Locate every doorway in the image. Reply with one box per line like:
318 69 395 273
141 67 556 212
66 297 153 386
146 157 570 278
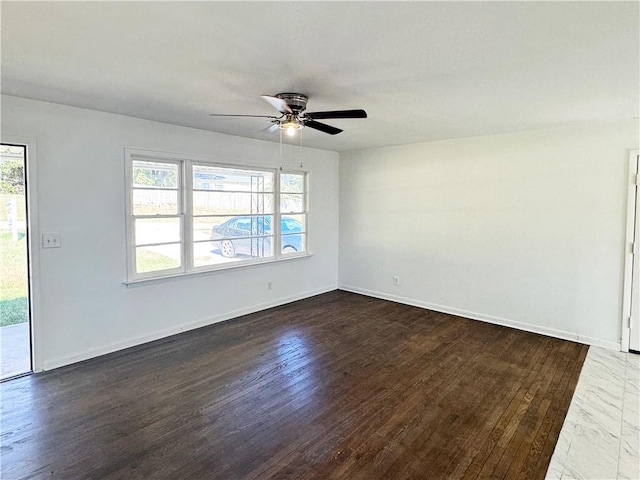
624 151 640 353
0 143 32 379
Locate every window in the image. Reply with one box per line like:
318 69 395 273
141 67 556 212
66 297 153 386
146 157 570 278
192 164 275 268
126 150 308 281
279 173 307 256
130 159 183 276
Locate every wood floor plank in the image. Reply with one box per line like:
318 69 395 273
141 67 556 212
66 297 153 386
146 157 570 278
0 291 588 480
461 336 554 478
505 340 572 479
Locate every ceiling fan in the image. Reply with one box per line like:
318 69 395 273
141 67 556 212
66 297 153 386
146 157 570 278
210 93 367 136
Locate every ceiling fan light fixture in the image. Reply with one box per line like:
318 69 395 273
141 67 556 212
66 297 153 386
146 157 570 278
279 116 304 136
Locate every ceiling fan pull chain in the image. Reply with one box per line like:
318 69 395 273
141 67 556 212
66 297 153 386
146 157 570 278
299 129 304 169
279 126 284 168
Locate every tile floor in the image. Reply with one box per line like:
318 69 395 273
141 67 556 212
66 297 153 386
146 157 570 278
0 322 30 380
547 347 640 480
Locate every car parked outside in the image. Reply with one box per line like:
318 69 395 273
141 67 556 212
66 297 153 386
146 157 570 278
211 215 304 258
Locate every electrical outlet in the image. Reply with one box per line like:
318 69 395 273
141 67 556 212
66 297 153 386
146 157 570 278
267 281 273 290
42 232 61 249
392 276 400 286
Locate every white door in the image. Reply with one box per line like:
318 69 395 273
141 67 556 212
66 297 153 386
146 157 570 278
630 153 640 352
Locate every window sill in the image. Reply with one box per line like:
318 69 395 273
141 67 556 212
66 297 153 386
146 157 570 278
123 252 313 288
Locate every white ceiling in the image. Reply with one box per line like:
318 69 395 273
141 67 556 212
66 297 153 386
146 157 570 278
1 1 638 152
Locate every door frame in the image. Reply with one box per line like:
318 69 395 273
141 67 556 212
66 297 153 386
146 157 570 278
1 135 42 372
622 150 639 353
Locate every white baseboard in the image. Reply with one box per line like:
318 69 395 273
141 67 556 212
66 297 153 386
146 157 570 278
42 285 337 371
339 285 621 351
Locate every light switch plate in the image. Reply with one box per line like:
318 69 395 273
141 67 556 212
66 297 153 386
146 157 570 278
42 232 61 248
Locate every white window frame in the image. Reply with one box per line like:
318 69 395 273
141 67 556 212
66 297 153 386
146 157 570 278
279 169 309 258
125 151 185 281
125 148 309 283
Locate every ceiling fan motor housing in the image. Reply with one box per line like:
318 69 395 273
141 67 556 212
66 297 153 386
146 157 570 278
276 93 308 113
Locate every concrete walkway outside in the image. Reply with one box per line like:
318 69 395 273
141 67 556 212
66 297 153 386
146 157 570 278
0 322 31 380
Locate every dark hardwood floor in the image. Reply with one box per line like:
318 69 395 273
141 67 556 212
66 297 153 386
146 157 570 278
0 291 588 480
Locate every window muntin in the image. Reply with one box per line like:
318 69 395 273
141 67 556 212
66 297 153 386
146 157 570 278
127 153 307 281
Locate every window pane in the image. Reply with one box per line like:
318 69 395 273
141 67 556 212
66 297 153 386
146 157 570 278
133 189 178 215
195 235 274 267
281 193 304 213
281 233 306 255
133 161 178 189
136 244 181 273
193 191 273 216
193 216 236 242
210 215 274 239
281 214 305 254
281 214 306 233
281 173 304 193
193 241 245 268
135 218 181 246
193 165 273 192
193 216 255 242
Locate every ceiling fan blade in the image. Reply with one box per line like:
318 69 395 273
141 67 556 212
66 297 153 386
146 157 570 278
305 109 367 120
210 113 278 118
261 95 293 114
304 120 343 135
260 123 280 134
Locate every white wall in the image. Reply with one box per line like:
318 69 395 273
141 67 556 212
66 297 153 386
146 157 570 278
339 120 639 349
1 95 339 370
3 93 636 370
